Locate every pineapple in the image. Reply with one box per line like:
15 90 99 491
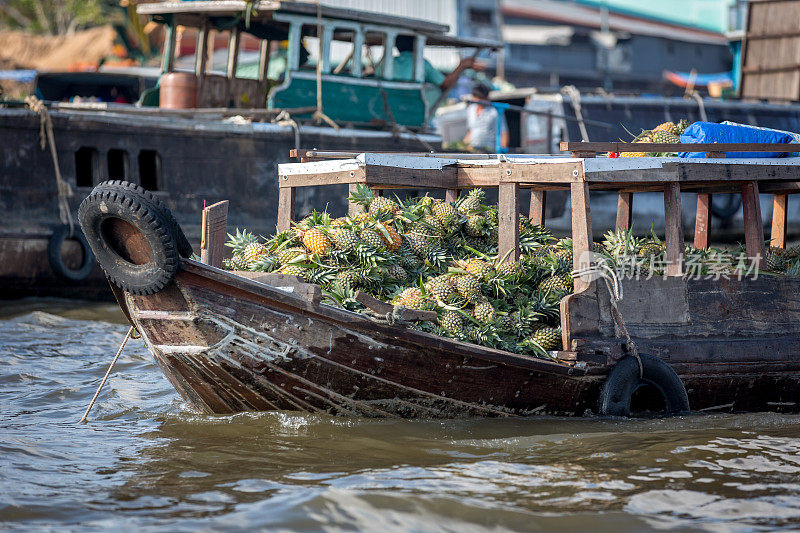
458 188 485 214
332 228 359 252
243 241 267 266
538 273 573 295
464 258 494 281
405 232 432 257
530 326 561 351
301 228 332 255
334 270 358 291
456 274 482 303
654 121 676 133
393 287 422 306
427 275 456 301
495 260 519 278
229 253 248 271
638 241 664 258
359 228 385 249
465 214 487 237
652 130 680 144
422 216 446 238
278 264 309 280
330 217 349 229
472 300 495 323
387 264 408 282
432 201 459 228
439 310 464 334
620 151 648 158
276 247 305 265
377 224 402 251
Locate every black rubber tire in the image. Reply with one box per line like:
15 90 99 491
710 193 741 220
92 180 193 258
78 185 180 295
47 224 95 282
597 354 690 417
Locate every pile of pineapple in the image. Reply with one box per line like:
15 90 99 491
616 119 691 158
225 186 572 358
223 185 800 359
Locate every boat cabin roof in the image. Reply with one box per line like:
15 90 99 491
137 1 500 49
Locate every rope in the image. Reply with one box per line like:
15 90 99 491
25 95 74 236
689 91 708 123
274 110 301 155
79 326 135 424
562 85 590 142
312 1 339 130
572 257 643 377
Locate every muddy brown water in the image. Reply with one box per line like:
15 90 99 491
2 298 800 531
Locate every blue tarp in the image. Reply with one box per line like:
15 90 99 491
679 121 795 158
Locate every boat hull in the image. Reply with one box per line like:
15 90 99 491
120 261 602 417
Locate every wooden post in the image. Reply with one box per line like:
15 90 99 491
200 200 228 267
741 180 766 268
570 182 592 292
664 182 684 276
348 183 365 216
277 187 295 232
445 189 458 204
258 39 270 82
771 194 788 249
694 193 712 250
226 26 241 79
615 192 632 231
195 19 210 103
529 190 546 226
498 182 520 263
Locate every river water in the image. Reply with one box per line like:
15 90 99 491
2 299 800 531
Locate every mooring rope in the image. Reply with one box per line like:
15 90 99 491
24 95 74 236
312 1 339 130
79 326 135 424
562 85 590 142
572 258 643 377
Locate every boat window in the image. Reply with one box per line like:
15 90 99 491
233 32 262 80
74 147 98 188
362 31 387 78
299 24 321 72
107 149 128 180
330 27 359 76
139 150 161 191
207 30 231 75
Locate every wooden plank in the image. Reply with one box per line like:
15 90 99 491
348 183 365 216
200 200 228 268
560 141 800 154
498 181 520 263
570 181 592 292
771 194 788 249
280 168 366 188
445 189 458 203
741 180 766 267
615 192 632 231
529 190 546 226
693 193 711 250
233 272 321 305
664 182 684 276
354 291 438 322
276 187 295 232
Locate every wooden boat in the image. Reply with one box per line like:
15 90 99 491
1 0 497 299
81 142 800 417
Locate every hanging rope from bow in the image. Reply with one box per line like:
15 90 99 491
25 95 74 236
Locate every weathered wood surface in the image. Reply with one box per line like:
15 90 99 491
232 271 322 305
741 180 766 267
498 181 520 263
771 193 788 249
276 187 295 232
565 277 800 344
615 192 632 231
354 291 438 322
200 200 228 268
570 182 592 292
529 190 546 226
663 182 684 276
694 193 711 250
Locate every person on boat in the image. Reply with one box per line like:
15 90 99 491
463 83 509 153
378 35 476 105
